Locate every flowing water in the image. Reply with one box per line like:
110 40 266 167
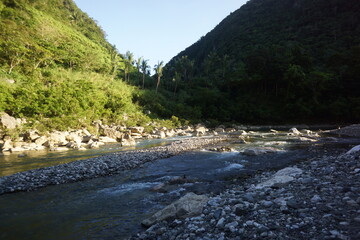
0 131 359 240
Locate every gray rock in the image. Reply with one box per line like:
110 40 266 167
216 217 226 228
142 193 208 227
311 195 322 203
0 112 17 129
213 209 222 220
286 199 300 209
255 167 303 189
242 147 279 156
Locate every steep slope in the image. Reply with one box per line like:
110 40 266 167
0 0 151 130
164 0 360 123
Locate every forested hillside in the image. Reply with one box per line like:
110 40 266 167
0 0 161 130
161 0 360 124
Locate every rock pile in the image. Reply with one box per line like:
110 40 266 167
131 145 360 240
0 120 208 154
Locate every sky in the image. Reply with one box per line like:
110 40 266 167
74 0 248 69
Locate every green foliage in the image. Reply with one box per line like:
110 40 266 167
161 0 360 123
0 0 163 130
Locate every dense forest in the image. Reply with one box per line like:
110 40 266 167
155 0 360 124
1 0 359 130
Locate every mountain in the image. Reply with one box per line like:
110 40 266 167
163 0 360 124
0 0 153 130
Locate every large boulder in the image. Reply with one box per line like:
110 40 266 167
24 130 40 141
242 147 279 156
121 133 136 146
35 136 48 146
255 167 303 189
344 145 360 158
142 192 208 227
0 113 17 129
288 127 301 136
1 140 13 152
48 131 68 146
66 132 82 145
129 126 144 134
195 126 207 136
100 127 123 140
155 130 166 139
165 129 176 137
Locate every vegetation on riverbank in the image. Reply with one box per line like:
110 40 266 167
0 0 184 132
1 0 359 133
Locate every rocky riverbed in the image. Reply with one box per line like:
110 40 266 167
130 142 360 240
0 136 229 194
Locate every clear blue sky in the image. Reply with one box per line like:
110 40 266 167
74 0 248 69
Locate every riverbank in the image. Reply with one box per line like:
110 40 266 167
0 136 229 195
130 141 360 240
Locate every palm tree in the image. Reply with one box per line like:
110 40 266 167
154 61 164 93
136 57 142 86
109 44 120 79
124 51 134 82
141 59 149 89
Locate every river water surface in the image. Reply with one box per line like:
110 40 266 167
0 131 358 240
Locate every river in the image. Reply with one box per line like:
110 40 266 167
0 131 358 239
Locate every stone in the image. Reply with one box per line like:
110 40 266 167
311 195 322 203
288 127 301 135
165 129 176 137
48 131 68 146
216 217 226 228
82 128 91 136
10 147 28 152
0 113 17 129
286 199 300 209
255 167 303 189
156 131 166 139
130 127 145 134
25 130 40 141
242 147 279 156
215 128 225 133
82 135 92 143
345 145 360 156
1 140 13 151
100 127 123 140
49 147 70 151
234 204 249 216
213 209 222 220
195 126 206 136
121 137 136 146
66 142 82 149
66 132 82 145
89 141 102 149
98 136 117 143
34 136 48 146
141 193 208 227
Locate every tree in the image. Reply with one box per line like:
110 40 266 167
109 44 121 79
154 61 164 93
141 59 150 89
136 57 142 86
124 51 134 82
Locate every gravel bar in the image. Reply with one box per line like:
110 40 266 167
131 145 360 240
0 136 229 195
